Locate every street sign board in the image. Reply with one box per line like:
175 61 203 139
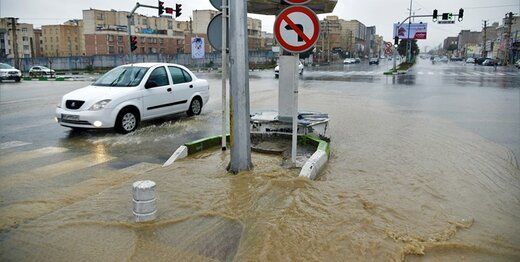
274 6 320 53
191 37 205 59
393 23 428 40
207 14 229 51
283 0 312 4
438 20 455 24
209 0 223 11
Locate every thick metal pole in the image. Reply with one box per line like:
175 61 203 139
228 0 252 173
406 0 413 63
291 53 299 164
221 0 228 150
127 16 133 63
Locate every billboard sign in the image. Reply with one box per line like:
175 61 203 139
393 23 428 40
191 37 205 59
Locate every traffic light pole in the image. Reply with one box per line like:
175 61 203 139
127 2 161 63
221 0 228 151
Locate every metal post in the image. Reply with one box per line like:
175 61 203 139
228 0 252 173
393 45 397 71
221 0 228 151
10 18 20 69
406 0 413 63
291 53 299 164
127 15 133 63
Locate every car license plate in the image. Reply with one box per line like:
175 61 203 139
61 114 79 121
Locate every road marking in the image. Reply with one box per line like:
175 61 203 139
0 162 160 231
417 72 424 75
505 72 519 76
0 141 31 150
427 72 434 75
0 154 116 189
0 147 69 167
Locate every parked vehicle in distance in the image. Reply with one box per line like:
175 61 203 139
465 58 475 64
56 63 210 134
475 57 487 65
482 59 497 66
0 63 22 82
440 56 449 63
29 66 55 77
515 59 520 69
369 58 379 65
274 61 304 78
343 58 356 64
450 56 463 61
355 58 361 63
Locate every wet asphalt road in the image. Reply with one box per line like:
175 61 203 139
0 59 519 166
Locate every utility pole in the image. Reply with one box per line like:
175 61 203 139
505 12 513 65
10 17 20 69
406 0 413 63
228 0 252 173
482 20 487 58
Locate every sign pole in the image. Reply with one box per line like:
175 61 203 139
228 0 252 173
221 0 228 151
291 53 299 164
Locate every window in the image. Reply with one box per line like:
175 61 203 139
168 66 191 84
118 46 123 53
141 47 145 53
93 66 149 87
159 38 164 44
168 21 173 29
117 36 123 43
107 35 114 42
22 36 28 42
108 46 115 54
140 37 145 43
147 67 169 87
22 28 27 33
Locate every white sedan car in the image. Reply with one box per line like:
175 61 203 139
29 66 55 77
56 63 210 133
274 61 304 78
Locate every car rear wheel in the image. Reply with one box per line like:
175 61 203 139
115 108 139 134
187 98 202 116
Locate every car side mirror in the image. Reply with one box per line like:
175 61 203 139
145 80 158 89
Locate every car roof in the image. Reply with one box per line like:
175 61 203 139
122 63 187 68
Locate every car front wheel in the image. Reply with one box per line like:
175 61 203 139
187 98 202 116
115 109 139 134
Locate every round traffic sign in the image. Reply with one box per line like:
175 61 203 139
283 0 312 4
274 5 320 53
209 0 223 11
207 13 229 51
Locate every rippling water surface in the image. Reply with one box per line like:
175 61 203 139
1 61 519 261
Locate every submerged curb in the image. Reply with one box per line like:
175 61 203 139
163 134 330 180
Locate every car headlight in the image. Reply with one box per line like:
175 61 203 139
89 99 111 111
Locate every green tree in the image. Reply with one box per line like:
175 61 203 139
397 39 419 58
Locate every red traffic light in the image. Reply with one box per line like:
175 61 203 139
130 36 138 52
433 9 438 21
165 7 174 14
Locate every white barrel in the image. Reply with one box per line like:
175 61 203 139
133 199 156 214
133 210 157 223
133 180 156 201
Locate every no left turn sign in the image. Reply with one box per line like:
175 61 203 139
274 5 320 53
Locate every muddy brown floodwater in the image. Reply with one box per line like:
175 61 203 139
1 73 519 261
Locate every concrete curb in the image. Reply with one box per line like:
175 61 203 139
163 145 188 167
164 134 330 180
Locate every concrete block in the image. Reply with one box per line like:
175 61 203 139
133 199 156 214
299 149 328 180
132 180 156 201
133 210 157 223
163 145 188 167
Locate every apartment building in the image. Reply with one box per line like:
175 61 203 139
41 21 83 57
82 8 184 56
340 19 367 56
316 16 354 59
0 18 35 59
33 29 42 57
248 17 263 50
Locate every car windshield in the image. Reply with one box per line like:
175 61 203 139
93 66 149 87
0 63 14 69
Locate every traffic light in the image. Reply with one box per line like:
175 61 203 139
433 9 438 22
442 13 449 20
130 36 138 52
175 4 182 18
394 36 399 47
458 8 464 21
158 1 165 16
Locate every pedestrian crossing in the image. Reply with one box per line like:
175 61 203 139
0 141 162 231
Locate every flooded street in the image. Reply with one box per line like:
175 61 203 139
1 59 519 261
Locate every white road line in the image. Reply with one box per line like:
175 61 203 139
506 72 519 76
0 141 32 150
427 72 434 75
0 154 116 189
0 147 69 167
417 72 424 75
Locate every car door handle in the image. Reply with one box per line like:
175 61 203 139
167 88 172 92
189 85 193 88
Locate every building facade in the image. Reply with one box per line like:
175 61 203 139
82 8 184 56
41 23 83 57
0 18 35 59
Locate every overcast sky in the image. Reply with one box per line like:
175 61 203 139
1 0 518 49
